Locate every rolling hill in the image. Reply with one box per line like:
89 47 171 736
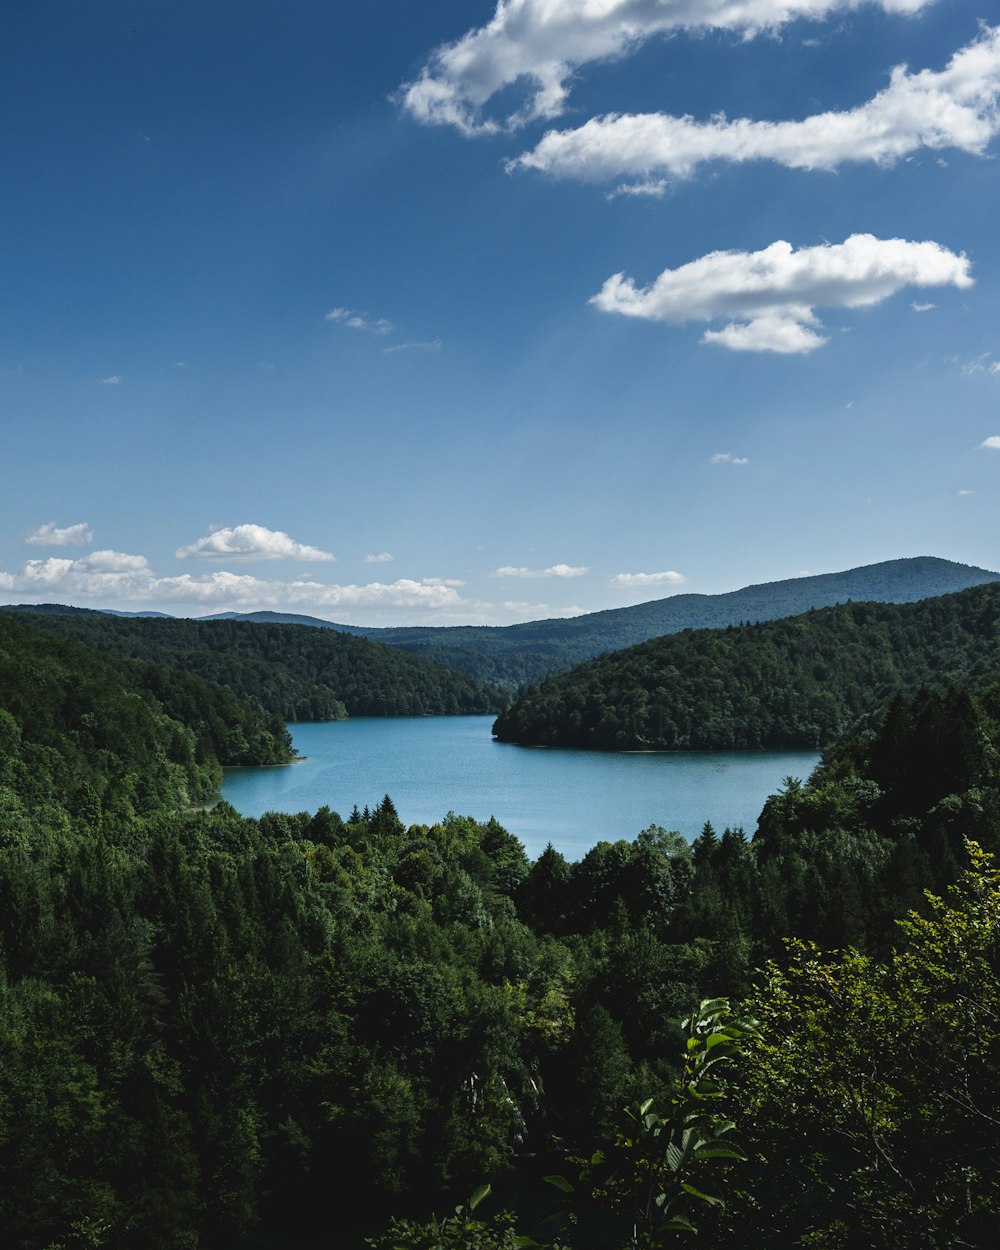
492 580 1000 751
206 556 1000 688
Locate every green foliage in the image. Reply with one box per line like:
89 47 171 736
366 1185 560 1250
731 842 1000 1249
0 614 291 822
548 999 757 1248
494 580 1000 750
6 600 1000 1249
7 611 506 719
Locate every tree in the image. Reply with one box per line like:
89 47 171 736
731 841 1000 1249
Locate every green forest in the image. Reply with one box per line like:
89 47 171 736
1 610 506 720
494 581 1000 750
3 605 1000 1247
206 556 1000 691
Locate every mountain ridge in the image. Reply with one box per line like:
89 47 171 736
198 556 1000 687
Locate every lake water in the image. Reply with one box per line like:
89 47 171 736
220 716 820 862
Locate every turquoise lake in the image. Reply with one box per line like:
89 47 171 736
220 716 821 862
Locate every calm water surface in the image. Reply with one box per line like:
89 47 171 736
221 716 821 862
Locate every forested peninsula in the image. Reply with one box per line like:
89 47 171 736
494 580 1000 750
0 609 506 719
3 591 1000 1248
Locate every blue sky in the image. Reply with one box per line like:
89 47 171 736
2 0 999 624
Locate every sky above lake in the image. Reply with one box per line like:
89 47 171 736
3 0 999 625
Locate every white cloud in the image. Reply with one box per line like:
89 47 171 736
494 563 588 578
610 570 687 587
364 552 394 563
962 355 1000 375
400 0 933 135
26 521 93 547
511 27 1000 183
591 233 972 354
383 340 442 354
710 452 749 464
0 551 469 615
958 488 975 495
102 375 122 385
607 178 668 199
704 314 828 353
7 550 154 599
911 301 936 312
175 524 336 562
325 306 393 335
980 436 1000 449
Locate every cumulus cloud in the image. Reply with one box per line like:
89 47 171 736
26 521 93 547
912 301 936 312
980 435 1000 449
325 306 393 335
610 570 687 587
364 552 394 564
511 27 1000 183
710 452 749 464
0 551 468 614
400 0 933 135
102 375 122 385
591 233 972 354
5 550 155 599
494 563 588 578
175 524 336 562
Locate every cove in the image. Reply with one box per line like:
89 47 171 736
221 716 820 862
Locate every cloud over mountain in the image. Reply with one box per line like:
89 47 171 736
610 570 687 587
175 524 336 562
495 563 589 578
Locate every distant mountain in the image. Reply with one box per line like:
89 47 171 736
492 580 1000 751
1 602 175 619
200 557 1000 689
202 609 369 633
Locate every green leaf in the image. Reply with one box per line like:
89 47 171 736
658 1215 698 1233
544 1174 574 1194
468 1184 491 1212
692 1141 747 1161
680 1182 725 1208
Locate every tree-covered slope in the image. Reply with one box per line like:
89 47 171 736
2 611 506 719
209 556 1000 688
0 614 291 819
493 580 1000 750
6 596 1000 1247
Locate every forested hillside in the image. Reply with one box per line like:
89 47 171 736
213 556 1000 688
0 614 291 819
1 610 506 719
493 580 1000 750
3 611 1000 1247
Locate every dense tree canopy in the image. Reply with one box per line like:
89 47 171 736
4 612 1000 1248
4 611 506 719
494 581 1000 749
